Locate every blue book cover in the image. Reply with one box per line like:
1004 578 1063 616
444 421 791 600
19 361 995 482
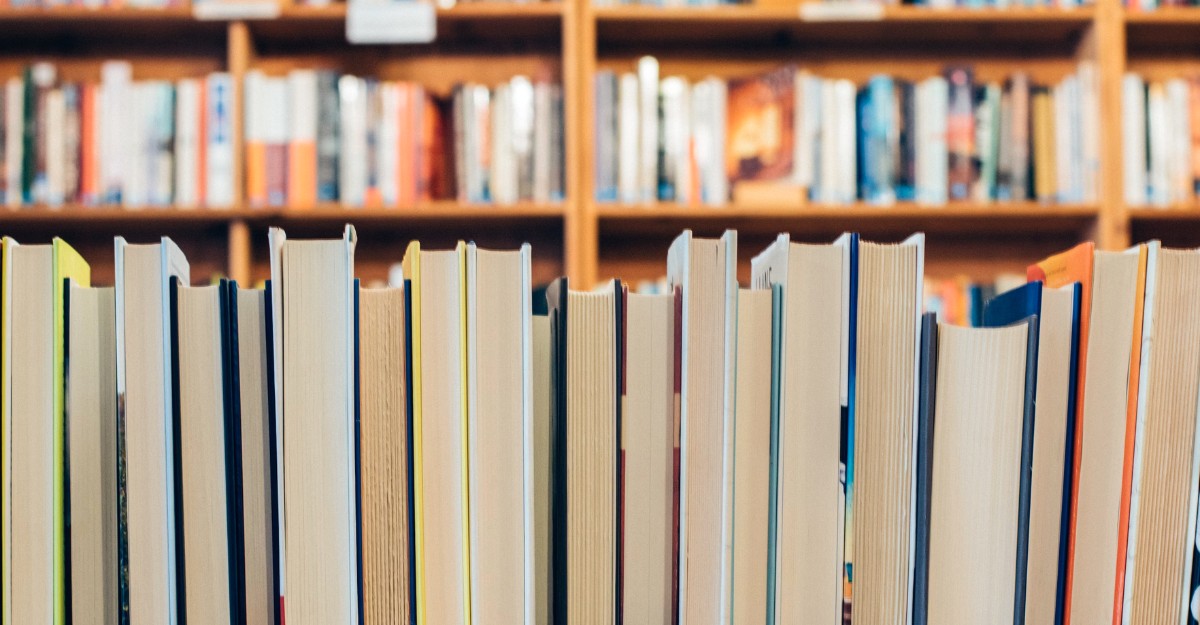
983 281 1042 625
861 76 896 204
841 233 859 621
1055 283 1082 625
765 282 782 625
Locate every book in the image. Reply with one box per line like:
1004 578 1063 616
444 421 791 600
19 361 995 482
0 237 9 625
846 234 924 624
667 230 737 624
115 236 188 623
359 286 412 624
8 238 88 625
466 244 532 625
946 65 976 201
729 288 773 624
925 317 1037 624
205 73 235 209
547 278 621 625
725 66 796 191
637 56 659 203
267 226 360 625
234 287 277 625
288 70 318 209
1121 246 1200 625
532 313 551 625
66 281 118 625
401 241 471 625
621 289 677 623
912 313 937 625
172 281 241 624
750 233 847 624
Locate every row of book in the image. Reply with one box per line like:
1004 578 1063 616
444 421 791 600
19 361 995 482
1122 73 1200 208
0 0 555 9
6 227 1200 625
245 70 565 208
595 59 1100 206
0 61 565 209
0 62 236 208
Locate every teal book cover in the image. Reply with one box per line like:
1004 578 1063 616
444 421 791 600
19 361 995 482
765 283 782 624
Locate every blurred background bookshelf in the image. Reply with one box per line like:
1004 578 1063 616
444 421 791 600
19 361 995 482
5 0 1200 287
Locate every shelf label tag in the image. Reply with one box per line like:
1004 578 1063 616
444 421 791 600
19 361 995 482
798 2 884 21
193 0 281 20
346 1 437 44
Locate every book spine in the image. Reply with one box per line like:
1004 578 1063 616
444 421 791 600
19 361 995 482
896 80 916 202
174 79 198 208
244 71 267 207
151 82 175 207
316 70 340 204
1123 74 1148 207
205 72 235 208
997 87 1014 201
46 87 64 206
618 72 639 204
1032 88 1056 203
945 66 975 201
63 83 80 204
638 56 659 203
380 82 401 207
595 71 617 202
364 80 381 207
288 70 318 209
836 79 857 204
264 78 289 207
1009 73 1031 201
1168 78 1193 205
533 82 552 204
339 75 367 207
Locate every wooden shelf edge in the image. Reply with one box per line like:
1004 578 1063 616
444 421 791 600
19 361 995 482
594 201 1098 220
591 4 1094 23
1128 206 1200 220
0 2 563 23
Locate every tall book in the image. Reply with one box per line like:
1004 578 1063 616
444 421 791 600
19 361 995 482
8 239 89 625
400 242 471 625
288 70 318 209
205 73 235 208
946 66 976 201
1 237 11 625
621 289 678 623
750 234 848 624
172 281 242 624
729 288 773 623
359 286 412 624
466 244 532 625
547 278 621 625
115 236 188 624
845 234 925 624
667 230 737 624
66 281 118 625
532 313 551 625
267 227 359 625
234 287 277 625
925 317 1037 624
1121 247 1200 625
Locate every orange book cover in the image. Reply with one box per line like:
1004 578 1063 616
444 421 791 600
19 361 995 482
79 83 95 203
397 83 414 206
1191 79 1200 195
1028 241 1095 625
288 141 316 209
246 141 267 207
1112 244 1148 625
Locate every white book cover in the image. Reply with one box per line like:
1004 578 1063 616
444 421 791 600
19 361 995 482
661 77 688 204
1122 74 1148 208
1079 62 1100 203
618 72 640 204
637 56 659 202
1148 83 1169 207
532 82 551 204
472 84 492 203
794 71 819 192
1167 79 1192 205
339 75 367 207
174 79 201 208
46 89 65 206
509 77 534 202
266 228 287 609
490 83 517 205
914 80 931 204
709 79 728 205
1053 80 1072 203
125 84 149 209
378 82 400 206
819 79 838 204
205 73 235 208
927 77 950 206
100 61 132 205
835 79 858 204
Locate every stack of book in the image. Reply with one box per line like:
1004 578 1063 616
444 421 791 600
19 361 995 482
244 70 565 208
594 59 1100 207
3 227 1200 625
1122 73 1200 208
0 61 236 209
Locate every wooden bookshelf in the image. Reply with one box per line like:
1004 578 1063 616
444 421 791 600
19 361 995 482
2 0 1196 288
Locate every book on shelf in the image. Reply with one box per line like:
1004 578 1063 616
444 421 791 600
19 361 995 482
594 59 1099 207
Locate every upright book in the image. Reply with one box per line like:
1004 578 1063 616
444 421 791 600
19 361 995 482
7 238 88 625
115 236 188 624
268 227 359 625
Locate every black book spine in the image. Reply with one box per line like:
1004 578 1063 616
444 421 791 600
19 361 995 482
912 312 938 625
316 71 340 203
168 277 188 625
404 280 417 625
546 278 569 625
1012 315 1040 625
220 281 248 625
263 280 283 625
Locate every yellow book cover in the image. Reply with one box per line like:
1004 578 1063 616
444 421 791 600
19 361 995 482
401 241 426 625
52 239 90 625
1 236 12 625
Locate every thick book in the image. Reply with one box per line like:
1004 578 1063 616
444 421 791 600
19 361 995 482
547 278 622 625
359 286 412 624
729 288 773 624
845 234 924 625
750 233 847 624
621 290 677 624
267 227 360 625
66 281 118 625
926 318 1037 625
8 239 89 625
116 236 188 624
466 244 533 625
667 230 737 624
400 241 471 625
1121 247 1200 625
172 281 243 625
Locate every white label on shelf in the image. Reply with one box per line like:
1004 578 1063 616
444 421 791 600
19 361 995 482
193 0 282 20
346 1 437 44
798 2 884 21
